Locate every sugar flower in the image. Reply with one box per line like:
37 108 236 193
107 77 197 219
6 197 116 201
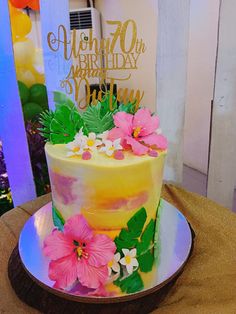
66 136 86 157
74 128 87 142
67 130 103 157
66 129 87 157
43 214 116 289
97 130 109 142
84 132 102 151
108 109 168 155
108 252 121 276
120 248 139 275
99 139 122 156
70 282 114 297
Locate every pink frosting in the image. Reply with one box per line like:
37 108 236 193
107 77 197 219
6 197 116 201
50 171 77 205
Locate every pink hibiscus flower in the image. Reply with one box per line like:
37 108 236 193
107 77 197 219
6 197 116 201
108 108 168 155
43 214 116 290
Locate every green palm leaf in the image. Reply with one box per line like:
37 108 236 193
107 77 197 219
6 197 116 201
38 110 54 140
99 91 118 116
118 101 138 114
83 103 115 134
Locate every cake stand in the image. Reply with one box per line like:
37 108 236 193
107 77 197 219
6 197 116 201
8 199 194 313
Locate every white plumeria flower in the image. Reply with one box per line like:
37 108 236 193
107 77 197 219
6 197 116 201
108 252 121 276
66 129 88 157
99 139 122 156
66 138 86 157
98 130 109 142
84 132 102 151
120 248 139 275
74 128 87 142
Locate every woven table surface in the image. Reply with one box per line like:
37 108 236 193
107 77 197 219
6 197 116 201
1 184 236 314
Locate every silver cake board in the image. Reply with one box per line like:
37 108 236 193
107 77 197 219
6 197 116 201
8 199 194 313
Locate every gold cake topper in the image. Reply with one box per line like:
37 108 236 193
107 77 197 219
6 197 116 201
47 19 146 111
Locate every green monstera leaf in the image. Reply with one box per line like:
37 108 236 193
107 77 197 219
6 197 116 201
50 105 82 143
54 91 75 109
136 219 155 272
114 206 158 293
52 205 65 231
114 207 147 252
39 100 86 144
154 199 163 260
137 250 154 273
39 91 87 143
114 271 144 294
83 102 115 134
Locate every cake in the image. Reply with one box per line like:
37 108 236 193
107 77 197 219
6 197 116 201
40 92 167 296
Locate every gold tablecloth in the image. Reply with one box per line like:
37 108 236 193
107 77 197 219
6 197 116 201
1 184 236 314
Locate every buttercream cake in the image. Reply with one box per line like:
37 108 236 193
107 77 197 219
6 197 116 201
40 93 167 296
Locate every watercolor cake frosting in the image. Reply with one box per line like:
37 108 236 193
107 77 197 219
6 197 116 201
40 92 167 296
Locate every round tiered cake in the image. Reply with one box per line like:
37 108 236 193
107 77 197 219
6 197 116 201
40 94 167 296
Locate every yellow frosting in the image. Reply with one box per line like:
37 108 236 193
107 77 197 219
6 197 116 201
45 143 166 238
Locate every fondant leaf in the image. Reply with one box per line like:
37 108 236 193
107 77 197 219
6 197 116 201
154 199 163 260
136 219 155 255
50 106 84 144
118 101 138 114
50 132 72 144
52 205 65 231
83 103 115 134
39 93 86 144
114 207 147 252
54 91 75 108
50 118 65 132
38 110 54 140
127 207 147 238
136 219 155 272
114 271 144 293
115 236 138 251
141 219 155 243
137 250 154 273
99 92 118 117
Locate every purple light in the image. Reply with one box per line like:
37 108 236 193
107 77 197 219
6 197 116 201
0 0 36 206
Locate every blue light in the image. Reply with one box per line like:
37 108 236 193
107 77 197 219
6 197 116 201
0 0 36 206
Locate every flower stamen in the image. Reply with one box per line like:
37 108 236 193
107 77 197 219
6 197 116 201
77 247 83 257
87 139 95 147
125 255 131 264
108 260 113 268
72 146 80 152
76 245 89 259
133 126 141 138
